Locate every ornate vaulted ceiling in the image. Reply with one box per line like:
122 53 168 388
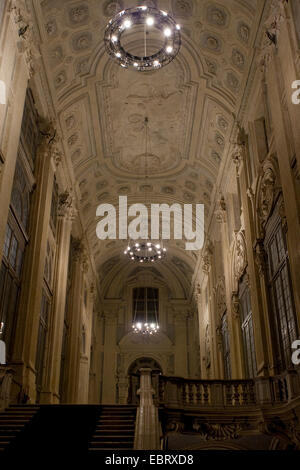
28 0 266 297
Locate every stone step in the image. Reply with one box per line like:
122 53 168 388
91 435 134 441
89 441 133 448
89 447 133 451
94 429 134 434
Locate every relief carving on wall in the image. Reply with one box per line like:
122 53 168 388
233 230 247 285
192 421 243 440
215 277 226 320
256 156 279 237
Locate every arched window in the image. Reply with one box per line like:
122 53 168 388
133 287 159 324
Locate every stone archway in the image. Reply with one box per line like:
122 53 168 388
127 357 163 405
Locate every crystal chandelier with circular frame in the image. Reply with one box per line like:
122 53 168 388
124 241 166 263
104 6 181 71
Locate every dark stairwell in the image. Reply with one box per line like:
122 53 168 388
0 404 137 455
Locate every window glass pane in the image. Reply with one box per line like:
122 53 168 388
3 225 12 258
9 235 18 270
266 212 298 371
133 287 159 323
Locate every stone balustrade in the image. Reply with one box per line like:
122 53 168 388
156 369 300 409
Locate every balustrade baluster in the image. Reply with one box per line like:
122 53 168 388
182 382 187 404
188 383 194 404
225 383 232 405
203 383 209 404
241 383 248 405
196 383 202 404
233 383 241 405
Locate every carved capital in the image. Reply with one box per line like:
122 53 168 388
58 190 77 220
202 240 213 274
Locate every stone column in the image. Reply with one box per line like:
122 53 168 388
10 138 57 402
39 192 74 403
134 368 160 450
102 313 117 404
174 309 188 378
253 239 277 374
63 238 84 403
77 283 95 403
238 142 271 376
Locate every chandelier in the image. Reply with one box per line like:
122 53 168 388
104 6 181 71
124 241 166 263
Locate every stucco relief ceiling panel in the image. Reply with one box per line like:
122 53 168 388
96 63 198 177
59 93 96 170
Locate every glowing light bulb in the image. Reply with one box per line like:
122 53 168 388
135 243 140 247
111 35 117 42
176 24 181 30
164 27 172 37
146 17 154 26
161 10 168 16
133 62 138 67
166 46 173 53
156 244 160 249
149 248 152 251
158 255 161 259
123 19 132 28
147 242 151 247
115 52 121 58
153 60 160 67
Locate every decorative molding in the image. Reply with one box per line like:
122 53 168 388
192 421 243 440
9 0 40 77
254 239 267 277
258 0 288 69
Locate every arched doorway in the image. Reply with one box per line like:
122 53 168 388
127 357 163 405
